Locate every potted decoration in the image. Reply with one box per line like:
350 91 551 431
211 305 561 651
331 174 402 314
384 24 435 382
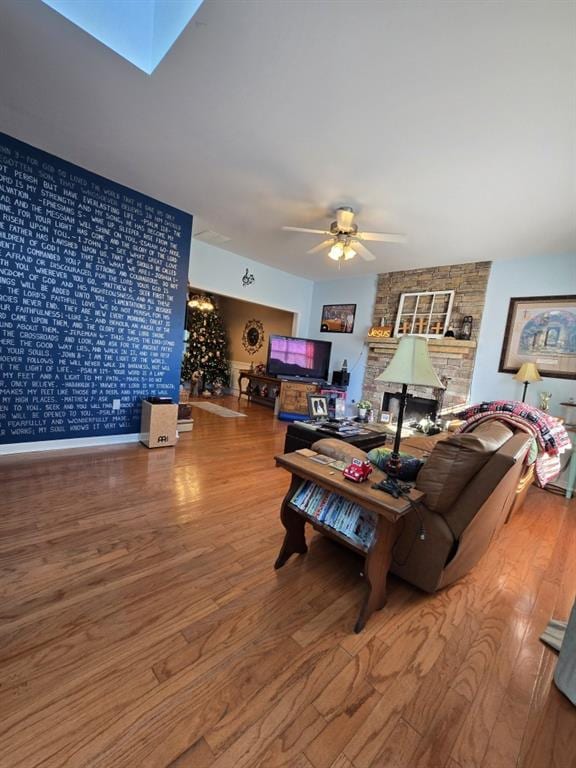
357 400 372 421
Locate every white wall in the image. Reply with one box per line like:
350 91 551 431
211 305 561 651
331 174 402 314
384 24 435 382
190 243 377 406
471 253 576 416
189 239 314 335
307 275 377 407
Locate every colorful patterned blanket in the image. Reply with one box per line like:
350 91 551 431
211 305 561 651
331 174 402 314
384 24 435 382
455 401 572 487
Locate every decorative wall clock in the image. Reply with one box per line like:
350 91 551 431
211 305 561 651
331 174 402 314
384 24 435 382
242 319 264 355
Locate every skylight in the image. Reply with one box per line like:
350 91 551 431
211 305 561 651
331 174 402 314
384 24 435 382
42 0 204 74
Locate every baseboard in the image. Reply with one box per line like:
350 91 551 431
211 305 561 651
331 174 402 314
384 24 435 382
0 433 140 455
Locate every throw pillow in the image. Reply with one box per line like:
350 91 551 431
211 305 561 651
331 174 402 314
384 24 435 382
366 447 425 482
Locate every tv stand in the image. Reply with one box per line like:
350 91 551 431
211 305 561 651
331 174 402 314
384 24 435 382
278 379 320 420
238 370 320 419
281 376 327 385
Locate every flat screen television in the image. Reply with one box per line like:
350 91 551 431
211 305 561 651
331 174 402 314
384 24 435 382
267 335 332 381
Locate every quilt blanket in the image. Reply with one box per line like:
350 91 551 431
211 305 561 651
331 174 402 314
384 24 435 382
455 401 571 487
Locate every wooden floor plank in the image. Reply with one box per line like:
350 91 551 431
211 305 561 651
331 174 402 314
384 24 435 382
205 641 351 767
0 397 574 768
328 756 355 768
167 737 215 768
478 580 558 768
0 634 181 767
307 683 381 768
251 705 326 768
366 717 421 768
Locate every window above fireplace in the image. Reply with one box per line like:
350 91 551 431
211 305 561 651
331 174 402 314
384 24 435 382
394 290 455 338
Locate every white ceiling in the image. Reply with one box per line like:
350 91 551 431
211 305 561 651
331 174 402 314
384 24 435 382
1 0 575 281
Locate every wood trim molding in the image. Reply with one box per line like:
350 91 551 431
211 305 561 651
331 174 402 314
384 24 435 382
366 337 476 354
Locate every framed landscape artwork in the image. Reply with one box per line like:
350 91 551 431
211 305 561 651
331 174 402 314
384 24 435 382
320 304 356 333
498 295 576 379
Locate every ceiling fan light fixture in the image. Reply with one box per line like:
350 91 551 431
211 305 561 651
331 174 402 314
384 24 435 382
281 206 405 265
328 243 344 261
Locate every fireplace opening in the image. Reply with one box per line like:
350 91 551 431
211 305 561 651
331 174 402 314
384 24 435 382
382 392 439 426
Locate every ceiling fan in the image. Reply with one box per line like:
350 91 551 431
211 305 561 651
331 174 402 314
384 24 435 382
282 206 406 262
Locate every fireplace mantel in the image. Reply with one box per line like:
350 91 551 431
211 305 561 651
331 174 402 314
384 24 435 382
365 337 476 355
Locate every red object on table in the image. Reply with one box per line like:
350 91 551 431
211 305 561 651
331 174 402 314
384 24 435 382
343 459 373 483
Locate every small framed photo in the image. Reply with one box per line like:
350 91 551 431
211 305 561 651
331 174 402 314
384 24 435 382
379 410 391 424
320 304 356 334
307 394 329 420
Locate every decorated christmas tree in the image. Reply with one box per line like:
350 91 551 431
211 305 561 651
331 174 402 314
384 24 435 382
181 298 230 393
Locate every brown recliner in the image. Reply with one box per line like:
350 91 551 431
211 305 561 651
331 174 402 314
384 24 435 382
313 421 532 594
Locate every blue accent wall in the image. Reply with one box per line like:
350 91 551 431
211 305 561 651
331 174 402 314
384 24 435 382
0 133 192 444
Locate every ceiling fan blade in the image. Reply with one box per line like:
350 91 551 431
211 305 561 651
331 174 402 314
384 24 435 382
282 226 332 235
352 240 376 262
357 231 407 243
307 239 334 255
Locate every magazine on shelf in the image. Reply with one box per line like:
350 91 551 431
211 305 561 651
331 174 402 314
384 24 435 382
290 481 377 549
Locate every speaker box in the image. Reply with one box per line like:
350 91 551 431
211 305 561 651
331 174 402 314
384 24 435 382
331 370 350 387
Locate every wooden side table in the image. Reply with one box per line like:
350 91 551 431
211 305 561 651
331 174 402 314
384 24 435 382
237 371 279 408
274 452 423 632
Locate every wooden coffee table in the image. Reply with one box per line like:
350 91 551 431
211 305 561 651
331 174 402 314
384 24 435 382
274 452 423 632
284 421 388 454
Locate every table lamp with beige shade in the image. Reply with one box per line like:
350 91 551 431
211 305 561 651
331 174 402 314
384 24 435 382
513 362 542 403
373 336 445 497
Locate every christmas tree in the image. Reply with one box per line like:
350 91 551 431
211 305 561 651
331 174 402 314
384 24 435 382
181 299 230 393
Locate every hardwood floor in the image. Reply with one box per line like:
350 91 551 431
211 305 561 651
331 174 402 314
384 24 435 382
1 397 575 768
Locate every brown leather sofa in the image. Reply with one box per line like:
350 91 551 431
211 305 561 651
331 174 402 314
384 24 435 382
312 420 532 593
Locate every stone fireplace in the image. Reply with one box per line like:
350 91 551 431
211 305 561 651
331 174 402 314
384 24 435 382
383 392 439 425
362 262 491 415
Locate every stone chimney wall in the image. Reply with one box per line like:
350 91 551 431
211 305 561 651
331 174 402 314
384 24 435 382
363 261 491 413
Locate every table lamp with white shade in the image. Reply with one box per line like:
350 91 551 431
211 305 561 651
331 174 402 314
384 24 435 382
373 336 445 497
513 362 542 403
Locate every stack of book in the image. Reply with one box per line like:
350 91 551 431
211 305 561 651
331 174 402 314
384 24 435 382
290 481 377 550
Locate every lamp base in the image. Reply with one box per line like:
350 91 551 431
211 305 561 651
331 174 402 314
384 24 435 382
371 475 411 499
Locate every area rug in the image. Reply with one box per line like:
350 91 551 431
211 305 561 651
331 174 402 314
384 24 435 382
190 402 247 418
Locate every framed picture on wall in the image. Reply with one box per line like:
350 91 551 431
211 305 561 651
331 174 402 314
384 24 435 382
320 304 356 333
498 295 576 379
